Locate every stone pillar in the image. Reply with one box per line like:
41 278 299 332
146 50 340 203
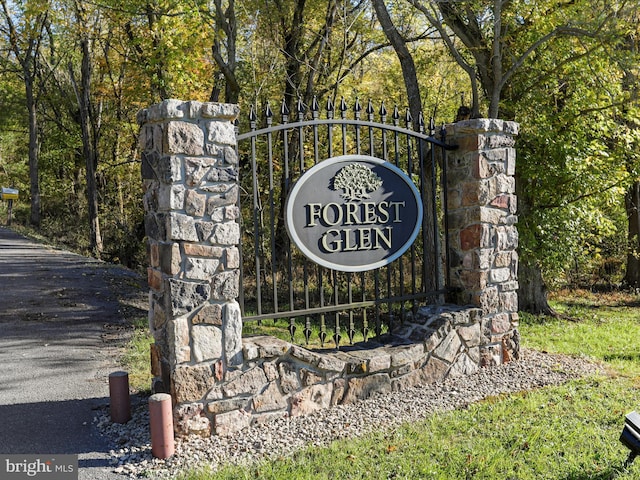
446 119 520 365
138 99 241 436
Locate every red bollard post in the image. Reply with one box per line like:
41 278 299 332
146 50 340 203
149 393 174 459
109 371 131 424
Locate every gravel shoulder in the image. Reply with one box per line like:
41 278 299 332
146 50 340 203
98 348 605 478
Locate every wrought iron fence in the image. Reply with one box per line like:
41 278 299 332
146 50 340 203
236 97 456 348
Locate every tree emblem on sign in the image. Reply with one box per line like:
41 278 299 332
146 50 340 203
332 163 383 201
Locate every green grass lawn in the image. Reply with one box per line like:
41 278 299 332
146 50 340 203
168 288 640 480
120 316 154 394
522 289 640 381
189 378 639 480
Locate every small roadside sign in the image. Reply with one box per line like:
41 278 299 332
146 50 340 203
1 187 18 200
2 187 18 225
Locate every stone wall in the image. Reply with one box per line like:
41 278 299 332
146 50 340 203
201 304 482 436
138 101 520 437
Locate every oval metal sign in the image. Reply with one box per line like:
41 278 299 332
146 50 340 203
285 155 423 272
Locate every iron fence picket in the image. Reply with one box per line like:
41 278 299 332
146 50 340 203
237 98 455 348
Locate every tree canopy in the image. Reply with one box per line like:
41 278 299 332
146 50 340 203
0 0 637 301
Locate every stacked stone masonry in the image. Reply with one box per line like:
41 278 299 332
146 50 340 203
180 305 484 437
446 119 520 366
139 101 520 437
139 99 243 400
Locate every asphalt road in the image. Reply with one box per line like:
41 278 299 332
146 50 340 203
0 227 148 479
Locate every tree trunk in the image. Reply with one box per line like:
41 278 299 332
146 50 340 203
624 180 640 288
621 28 639 289
516 171 557 315
273 0 338 267
0 2 47 228
517 259 558 315
211 0 239 104
145 3 170 100
80 41 103 256
26 78 41 227
69 17 103 256
371 0 423 127
372 0 438 293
